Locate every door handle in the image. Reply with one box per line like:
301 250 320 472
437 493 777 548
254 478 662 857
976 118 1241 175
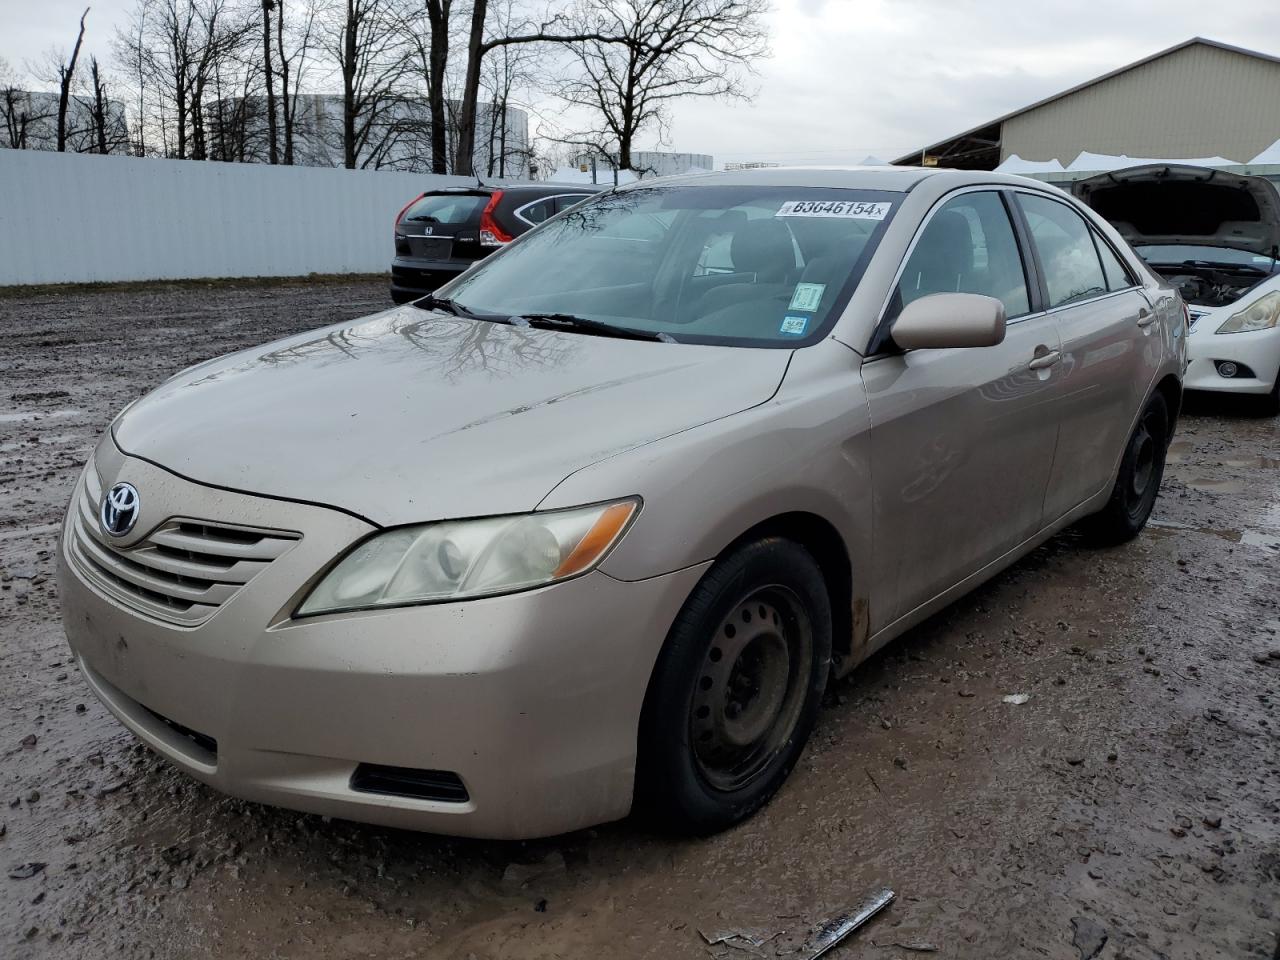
1136 308 1157 327
1028 350 1062 371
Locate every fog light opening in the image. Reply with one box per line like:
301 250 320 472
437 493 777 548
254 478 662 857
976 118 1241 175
1214 360 1255 379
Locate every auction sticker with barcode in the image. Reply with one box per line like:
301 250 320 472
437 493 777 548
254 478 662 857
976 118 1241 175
776 200 891 220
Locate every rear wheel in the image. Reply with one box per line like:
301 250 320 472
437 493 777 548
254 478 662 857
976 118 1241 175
635 538 831 834
1080 392 1169 545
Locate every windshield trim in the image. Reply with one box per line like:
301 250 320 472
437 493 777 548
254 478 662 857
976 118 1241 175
433 184 905 350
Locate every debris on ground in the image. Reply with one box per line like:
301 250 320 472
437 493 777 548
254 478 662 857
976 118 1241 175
1070 916 1108 960
701 888 894 959
1002 694 1030 705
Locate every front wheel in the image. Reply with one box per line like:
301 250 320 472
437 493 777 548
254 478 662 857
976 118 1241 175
635 538 832 834
1080 391 1170 545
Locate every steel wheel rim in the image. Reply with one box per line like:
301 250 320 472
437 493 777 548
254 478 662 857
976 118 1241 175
1126 408 1162 516
690 586 813 792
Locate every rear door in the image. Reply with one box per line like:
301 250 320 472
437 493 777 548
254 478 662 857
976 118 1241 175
1013 191 1159 518
863 189 1064 627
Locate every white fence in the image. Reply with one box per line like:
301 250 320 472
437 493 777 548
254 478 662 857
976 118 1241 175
0 149 479 286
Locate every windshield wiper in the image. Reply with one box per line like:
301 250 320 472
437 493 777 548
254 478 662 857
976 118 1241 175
1178 258 1267 275
413 294 509 322
513 312 676 342
406 214 439 222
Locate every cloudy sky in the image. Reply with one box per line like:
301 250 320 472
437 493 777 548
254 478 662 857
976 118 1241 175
2 0 1279 165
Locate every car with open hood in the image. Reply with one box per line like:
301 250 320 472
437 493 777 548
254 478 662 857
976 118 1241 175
58 167 1184 839
1073 164 1280 413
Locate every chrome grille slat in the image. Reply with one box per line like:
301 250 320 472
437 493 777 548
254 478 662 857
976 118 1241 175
73 528 241 605
127 545 269 584
69 463 301 626
147 526 295 561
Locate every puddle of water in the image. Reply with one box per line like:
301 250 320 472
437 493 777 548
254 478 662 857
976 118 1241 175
1222 455 1280 469
1166 440 1193 464
1183 477 1245 494
1148 518 1242 543
0 522 61 543
0 409 84 424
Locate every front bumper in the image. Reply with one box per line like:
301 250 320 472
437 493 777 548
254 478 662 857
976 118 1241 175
1185 322 1280 395
58 439 706 838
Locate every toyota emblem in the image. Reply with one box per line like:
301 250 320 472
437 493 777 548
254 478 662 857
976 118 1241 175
100 482 140 537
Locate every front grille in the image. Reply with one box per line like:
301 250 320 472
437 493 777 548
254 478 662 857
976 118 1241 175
350 764 470 803
68 466 299 625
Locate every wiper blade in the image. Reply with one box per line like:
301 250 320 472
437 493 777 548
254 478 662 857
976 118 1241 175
413 295 508 322
406 214 439 222
513 312 676 342
1179 258 1267 274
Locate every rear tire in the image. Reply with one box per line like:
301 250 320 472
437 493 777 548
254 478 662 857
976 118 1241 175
1080 391 1169 545
635 538 832 835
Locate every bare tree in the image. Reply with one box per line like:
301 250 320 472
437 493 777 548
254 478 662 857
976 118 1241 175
114 0 253 160
56 8 91 152
558 0 768 171
324 0 414 169
276 0 319 164
0 58 53 150
260 0 279 162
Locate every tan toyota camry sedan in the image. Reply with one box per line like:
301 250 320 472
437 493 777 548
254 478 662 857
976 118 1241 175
58 167 1186 839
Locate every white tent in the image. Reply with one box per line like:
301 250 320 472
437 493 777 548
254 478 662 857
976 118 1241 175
1065 151 1240 172
995 154 1065 173
1249 138 1280 164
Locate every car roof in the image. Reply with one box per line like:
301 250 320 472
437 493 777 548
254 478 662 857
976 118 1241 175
610 166 1062 194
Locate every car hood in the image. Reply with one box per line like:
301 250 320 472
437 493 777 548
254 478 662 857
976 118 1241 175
112 307 791 526
1071 164 1280 257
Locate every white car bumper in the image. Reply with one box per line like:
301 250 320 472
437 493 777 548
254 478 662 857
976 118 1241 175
1186 315 1280 395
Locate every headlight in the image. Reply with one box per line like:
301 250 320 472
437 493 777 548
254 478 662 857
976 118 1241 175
1216 291 1280 334
296 499 639 616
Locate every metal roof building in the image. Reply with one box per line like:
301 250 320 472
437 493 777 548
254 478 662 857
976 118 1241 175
893 38 1280 170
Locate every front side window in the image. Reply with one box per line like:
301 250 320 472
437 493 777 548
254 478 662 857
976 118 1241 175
1019 194 1108 308
891 191 1030 320
438 186 901 347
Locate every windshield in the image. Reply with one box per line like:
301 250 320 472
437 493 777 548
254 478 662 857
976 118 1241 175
434 185 900 346
1135 244 1279 271
401 192 487 224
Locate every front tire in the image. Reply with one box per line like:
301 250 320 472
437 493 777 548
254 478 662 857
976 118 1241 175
1080 391 1170 545
635 538 832 834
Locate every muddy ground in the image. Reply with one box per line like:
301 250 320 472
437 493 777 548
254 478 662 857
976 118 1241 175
1 279 1278 960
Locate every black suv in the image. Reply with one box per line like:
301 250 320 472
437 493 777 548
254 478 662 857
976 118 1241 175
390 183 600 303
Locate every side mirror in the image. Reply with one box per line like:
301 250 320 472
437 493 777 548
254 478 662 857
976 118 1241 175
891 293 1007 350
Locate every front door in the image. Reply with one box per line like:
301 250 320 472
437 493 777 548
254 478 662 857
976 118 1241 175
863 189 1063 628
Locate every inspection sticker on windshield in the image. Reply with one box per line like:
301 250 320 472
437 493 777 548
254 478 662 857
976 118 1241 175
789 283 825 312
779 315 809 336
776 200 891 220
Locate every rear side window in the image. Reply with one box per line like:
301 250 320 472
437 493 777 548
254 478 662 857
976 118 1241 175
401 193 487 225
893 191 1030 320
1093 233 1136 290
516 197 557 225
1018 194 1108 307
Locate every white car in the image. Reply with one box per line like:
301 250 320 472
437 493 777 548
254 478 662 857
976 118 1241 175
1074 164 1280 414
